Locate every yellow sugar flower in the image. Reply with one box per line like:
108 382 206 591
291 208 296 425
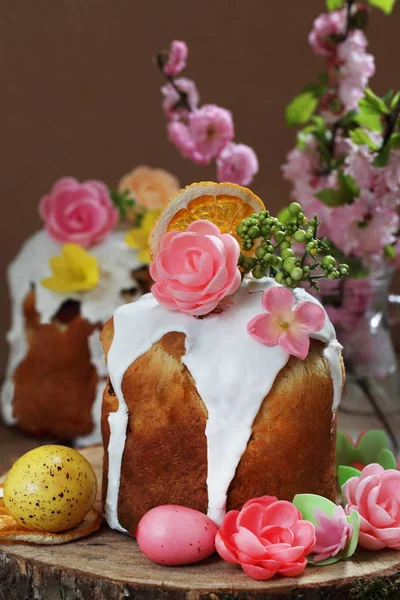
125 209 160 264
41 244 100 293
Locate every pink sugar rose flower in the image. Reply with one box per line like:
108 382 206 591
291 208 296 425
163 40 188 77
161 78 199 120
215 496 315 581
150 220 241 316
188 104 235 164
216 142 259 186
313 506 353 563
343 463 400 550
39 177 118 248
247 286 325 360
308 9 346 56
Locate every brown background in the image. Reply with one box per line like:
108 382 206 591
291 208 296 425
0 0 398 374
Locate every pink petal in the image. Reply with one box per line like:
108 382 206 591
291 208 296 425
343 477 360 506
241 563 276 581
358 531 386 550
186 220 222 236
243 496 278 510
369 525 400 545
360 463 385 480
291 520 316 554
278 558 307 576
247 314 282 346
215 532 239 564
279 330 310 360
237 503 265 536
262 501 299 529
262 286 295 317
260 525 294 546
232 527 268 559
367 486 395 528
293 301 325 333
270 545 305 563
378 470 400 504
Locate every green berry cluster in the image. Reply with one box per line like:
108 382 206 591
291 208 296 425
236 202 349 289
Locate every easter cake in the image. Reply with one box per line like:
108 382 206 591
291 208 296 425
0 171 176 445
101 182 345 535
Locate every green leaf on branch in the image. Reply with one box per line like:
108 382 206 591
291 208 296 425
367 0 396 15
390 133 400 149
384 244 396 259
349 128 380 149
315 170 359 207
110 188 135 220
327 0 345 8
373 144 391 167
285 92 318 126
391 91 400 110
355 98 383 132
364 88 390 114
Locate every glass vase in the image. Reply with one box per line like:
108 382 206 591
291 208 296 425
317 261 400 450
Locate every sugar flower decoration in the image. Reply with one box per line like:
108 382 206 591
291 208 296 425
41 244 100 293
40 177 118 248
118 166 180 212
293 494 359 566
336 430 397 472
247 286 325 360
125 209 160 264
215 495 315 581
342 464 400 551
150 220 241 316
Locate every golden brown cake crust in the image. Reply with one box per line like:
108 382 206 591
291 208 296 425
12 291 98 439
101 318 341 535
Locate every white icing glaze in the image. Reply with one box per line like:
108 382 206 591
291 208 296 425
1 229 143 434
105 278 343 530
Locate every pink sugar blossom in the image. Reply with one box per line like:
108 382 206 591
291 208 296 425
216 143 259 186
215 496 316 581
167 121 197 161
247 286 325 360
330 195 399 257
344 464 400 550
188 104 235 164
163 40 188 77
39 177 118 247
281 136 320 185
150 220 241 316
313 506 353 563
161 78 199 120
309 9 346 57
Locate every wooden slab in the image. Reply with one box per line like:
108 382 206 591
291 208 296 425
1 445 400 600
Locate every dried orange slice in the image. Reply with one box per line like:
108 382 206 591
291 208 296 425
0 482 101 545
149 181 265 258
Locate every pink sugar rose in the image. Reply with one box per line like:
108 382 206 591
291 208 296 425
343 464 400 550
308 9 346 56
247 286 325 360
215 496 316 581
150 220 241 316
161 78 199 120
163 40 188 77
313 506 353 563
188 104 235 164
216 143 259 186
39 177 118 248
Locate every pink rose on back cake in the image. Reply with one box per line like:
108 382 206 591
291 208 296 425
40 177 118 247
150 220 241 316
215 496 316 581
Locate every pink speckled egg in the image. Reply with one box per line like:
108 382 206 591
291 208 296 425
136 505 218 565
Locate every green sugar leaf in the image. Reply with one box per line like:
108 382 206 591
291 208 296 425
285 92 318 126
373 144 391 167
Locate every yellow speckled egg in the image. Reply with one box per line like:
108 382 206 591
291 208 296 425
3 445 98 533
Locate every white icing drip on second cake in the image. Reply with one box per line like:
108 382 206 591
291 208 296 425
106 278 343 530
1 229 143 433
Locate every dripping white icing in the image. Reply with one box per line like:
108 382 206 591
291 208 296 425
1 229 143 432
105 278 343 530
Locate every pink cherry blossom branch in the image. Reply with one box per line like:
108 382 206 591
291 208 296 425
156 40 259 187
